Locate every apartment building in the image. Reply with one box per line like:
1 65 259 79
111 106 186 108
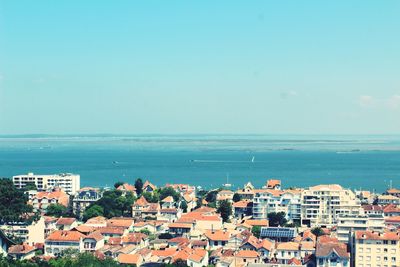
353 230 400 267
13 173 80 195
0 217 46 245
301 184 361 227
336 214 385 243
72 187 103 218
253 189 301 223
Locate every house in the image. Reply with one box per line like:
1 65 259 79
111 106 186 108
235 250 261 265
386 188 400 198
275 242 315 264
362 205 384 216
45 230 86 256
56 217 78 230
168 223 193 237
187 248 209 267
133 221 165 233
107 217 135 231
97 227 126 240
265 179 282 190
240 235 274 259
7 243 37 260
132 196 160 218
183 193 197 211
159 208 181 222
118 253 143 266
29 188 70 212
143 180 157 192
117 183 137 195
217 190 234 202
315 240 349 267
205 230 231 249
161 196 175 209
0 229 15 256
122 232 149 248
85 216 107 227
376 194 400 205
233 200 253 219
83 231 104 252
383 204 400 217
72 187 102 218
0 217 46 245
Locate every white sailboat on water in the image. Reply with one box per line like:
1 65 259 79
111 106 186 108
222 173 232 188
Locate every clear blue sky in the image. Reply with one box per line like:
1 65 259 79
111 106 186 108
1 1 399 135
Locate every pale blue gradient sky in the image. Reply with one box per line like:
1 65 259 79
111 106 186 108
0 1 399 135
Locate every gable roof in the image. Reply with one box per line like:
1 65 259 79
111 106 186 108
46 230 85 242
56 217 76 226
316 242 349 259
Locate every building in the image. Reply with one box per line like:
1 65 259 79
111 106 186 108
253 189 301 222
29 188 70 212
233 200 253 219
0 229 15 256
353 230 400 267
376 195 400 205
45 230 86 256
301 184 361 227
336 214 385 243
72 187 103 218
8 243 37 260
386 188 400 198
315 240 349 267
0 217 46 245
13 172 80 195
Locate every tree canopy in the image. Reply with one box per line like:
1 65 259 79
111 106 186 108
217 200 232 222
135 178 144 195
267 212 287 227
46 204 67 217
311 226 325 237
0 178 33 223
252 226 261 238
232 193 242 202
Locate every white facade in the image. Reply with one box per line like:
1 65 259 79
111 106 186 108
253 190 301 222
337 214 385 243
13 173 80 195
301 184 361 227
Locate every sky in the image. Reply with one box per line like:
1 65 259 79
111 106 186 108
0 1 399 135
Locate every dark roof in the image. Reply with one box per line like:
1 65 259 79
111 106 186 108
260 227 297 238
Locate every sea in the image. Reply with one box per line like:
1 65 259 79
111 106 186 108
0 135 400 193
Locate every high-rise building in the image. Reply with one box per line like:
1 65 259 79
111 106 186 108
13 172 80 195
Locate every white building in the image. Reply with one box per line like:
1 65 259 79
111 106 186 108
301 184 361 227
253 189 302 223
0 217 46 246
336 214 385 243
13 173 80 195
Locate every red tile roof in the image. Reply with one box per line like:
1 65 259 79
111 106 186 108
46 230 85 242
355 230 400 241
56 217 76 226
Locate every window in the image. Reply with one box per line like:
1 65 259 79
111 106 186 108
391 241 397 245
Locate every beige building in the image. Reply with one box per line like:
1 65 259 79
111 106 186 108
0 217 45 246
301 184 361 227
13 172 80 195
353 230 400 267
336 214 385 243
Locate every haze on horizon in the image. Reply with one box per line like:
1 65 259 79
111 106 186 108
0 1 399 135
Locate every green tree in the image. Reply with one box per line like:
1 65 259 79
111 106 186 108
24 182 37 191
232 193 242 202
159 187 180 202
140 229 151 235
267 212 287 227
46 204 67 217
311 227 325 237
114 181 124 189
195 198 202 208
142 191 159 203
83 204 104 221
205 190 219 203
0 178 33 223
135 178 144 196
252 225 261 238
180 201 188 213
217 200 232 222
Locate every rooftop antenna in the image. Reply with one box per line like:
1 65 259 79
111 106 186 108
390 180 393 189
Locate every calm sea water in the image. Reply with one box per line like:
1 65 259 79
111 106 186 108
0 135 400 192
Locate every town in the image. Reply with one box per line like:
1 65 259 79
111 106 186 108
1 172 399 267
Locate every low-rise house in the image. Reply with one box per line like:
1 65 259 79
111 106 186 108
30 188 69 212
177 210 223 231
83 231 104 252
117 183 137 196
56 217 78 231
132 196 160 219
383 204 400 217
7 243 37 260
161 196 175 209
118 253 143 266
159 208 181 222
315 240 349 267
85 216 107 227
143 180 157 193
217 190 234 202
187 248 208 267
274 241 315 264
122 232 148 248
168 222 193 237
183 193 197 211
235 250 261 265
107 217 135 231
376 194 400 205
386 188 400 198
265 179 282 190
233 200 253 219
97 227 127 240
240 235 274 259
385 216 400 228
72 187 102 218
205 229 231 249
45 230 86 256
133 221 165 233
